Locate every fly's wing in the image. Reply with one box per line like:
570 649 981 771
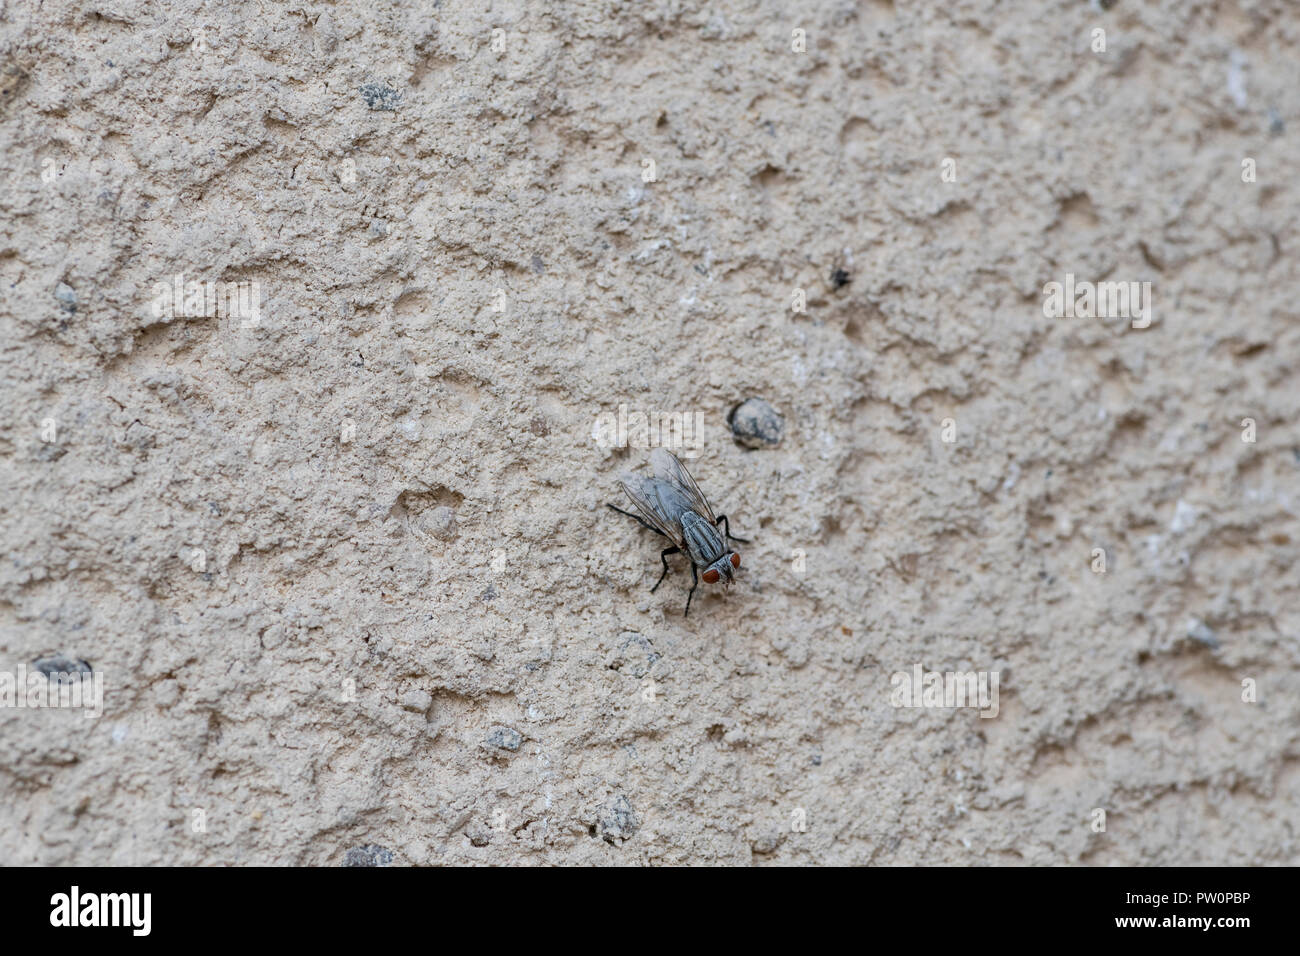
618 472 687 547
649 447 716 523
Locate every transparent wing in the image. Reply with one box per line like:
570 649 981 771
649 447 715 523
618 472 687 547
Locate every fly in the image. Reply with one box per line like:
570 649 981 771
607 448 750 616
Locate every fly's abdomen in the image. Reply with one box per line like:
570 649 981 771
680 510 724 566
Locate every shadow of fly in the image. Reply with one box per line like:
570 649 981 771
608 448 749 616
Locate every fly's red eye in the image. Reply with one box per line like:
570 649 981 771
730 553 741 569
702 568 721 584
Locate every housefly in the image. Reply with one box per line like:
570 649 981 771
608 448 749 616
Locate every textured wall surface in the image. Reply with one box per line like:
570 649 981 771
2 0 1297 865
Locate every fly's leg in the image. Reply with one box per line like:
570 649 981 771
652 546 680 593
607 504 667 537
714 514 750 544
609 504 679 597
684 562 699 617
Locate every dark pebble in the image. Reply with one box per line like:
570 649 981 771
358 83 401 111
729 398 784 449
342 845 394 867
598 795 639 843
33 655 92 683
487 726 522 751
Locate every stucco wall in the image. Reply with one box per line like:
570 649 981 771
2 0 1297 864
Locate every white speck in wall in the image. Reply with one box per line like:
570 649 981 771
1003 462 1020 491
1227 51 1248 109
1170 499 1197 534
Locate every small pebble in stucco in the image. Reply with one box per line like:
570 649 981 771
54 283 77 313
597 795 639 843
486 726 522 751
342 845 394 867
729 398 784 449
33 655 92 682
358 83 401 111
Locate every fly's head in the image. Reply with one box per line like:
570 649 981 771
701 552 741 587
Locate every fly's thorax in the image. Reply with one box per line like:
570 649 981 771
679 510 725 567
